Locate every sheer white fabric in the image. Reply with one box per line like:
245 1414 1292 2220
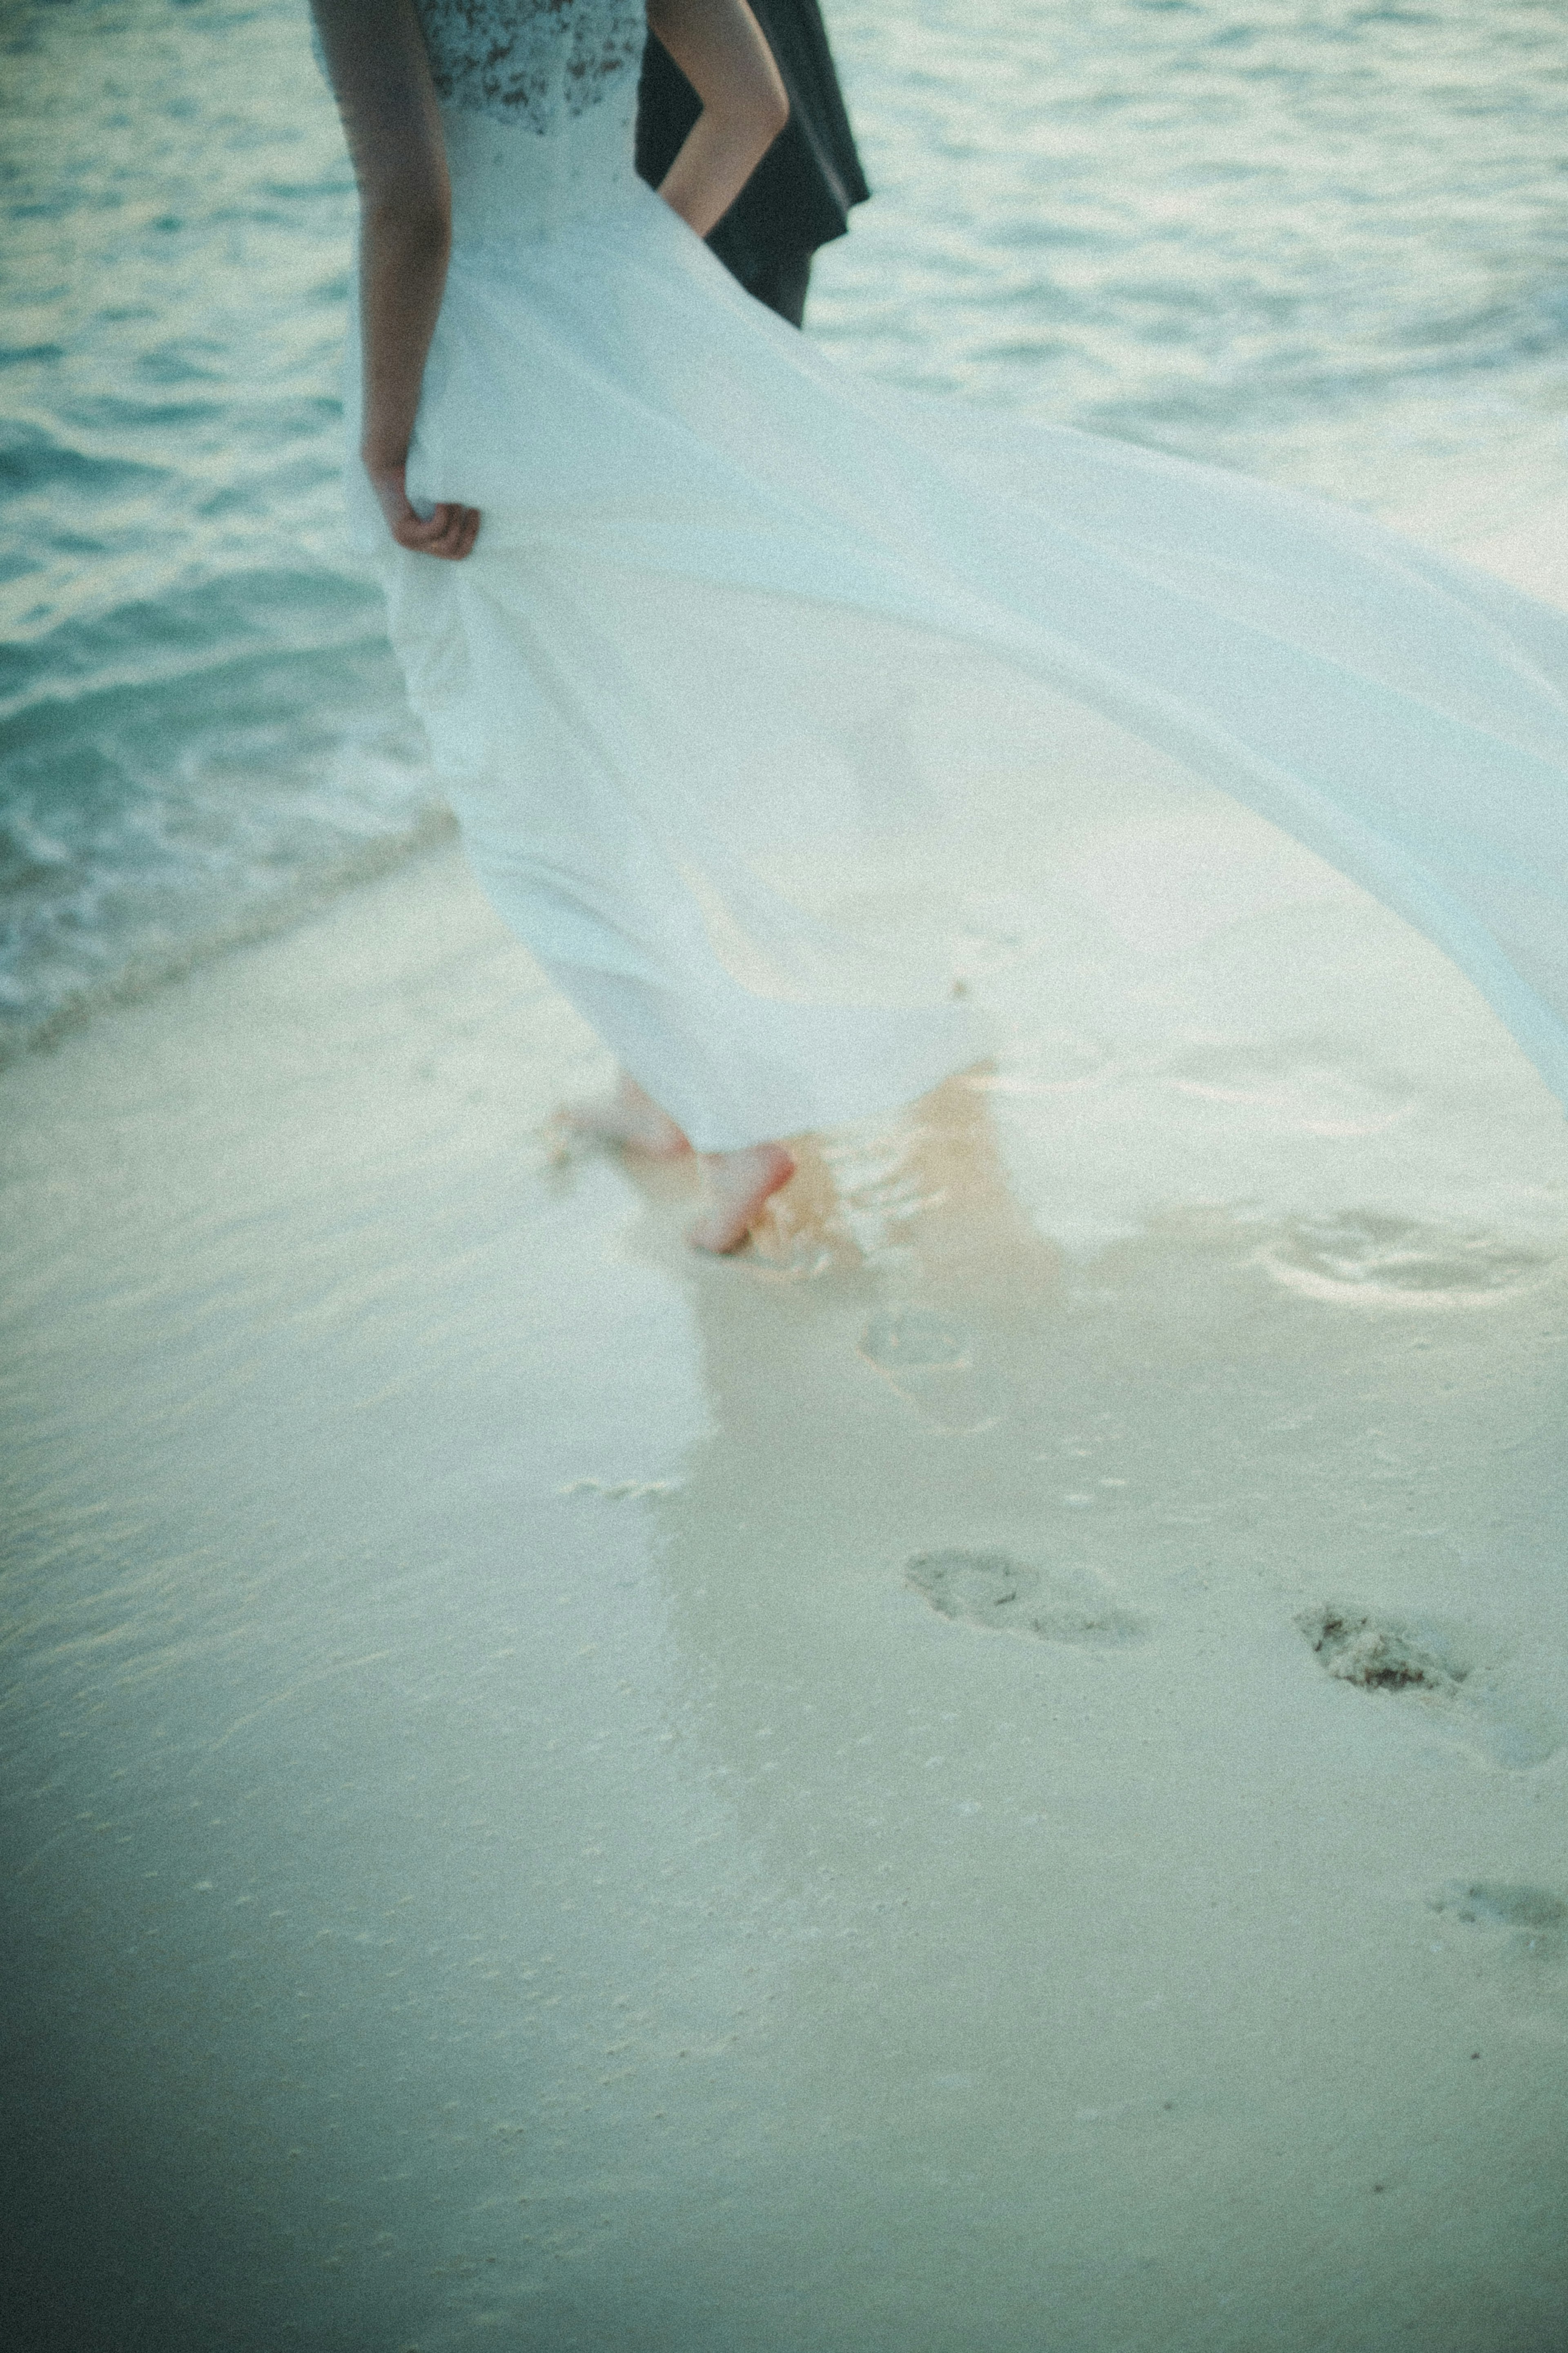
354 0 1568 1150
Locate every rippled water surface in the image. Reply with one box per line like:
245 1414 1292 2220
3 0 1567 1048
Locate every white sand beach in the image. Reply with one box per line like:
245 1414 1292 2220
3 514 1568 2352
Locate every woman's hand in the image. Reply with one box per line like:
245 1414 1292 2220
365 455 481 560
646 0 789 240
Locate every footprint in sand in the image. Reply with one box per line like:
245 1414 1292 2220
907 1550 1147 1646
1297 1605 1562 1769
860 1309 971 1372
1430 1881 1568 1967
1300 1606 1470 1697
859 1311 1001 1436
1263 1212 1552 1307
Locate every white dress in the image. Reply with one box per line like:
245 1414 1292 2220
350 0 1568 1152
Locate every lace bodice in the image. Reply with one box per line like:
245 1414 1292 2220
412 0 646 136
404 0 649 241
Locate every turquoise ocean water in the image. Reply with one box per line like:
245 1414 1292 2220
3 0 1567 1058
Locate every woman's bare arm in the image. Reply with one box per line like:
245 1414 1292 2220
646 0 789 239
311 0 479 560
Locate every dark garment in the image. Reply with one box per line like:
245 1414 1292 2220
635 0 869 326
732 242 814 332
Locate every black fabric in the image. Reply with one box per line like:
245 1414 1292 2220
636 0 869 308
732 241 813 329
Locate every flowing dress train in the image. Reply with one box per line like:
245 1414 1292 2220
348 0 1568 1152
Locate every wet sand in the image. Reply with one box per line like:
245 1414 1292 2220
4 522 1568 2351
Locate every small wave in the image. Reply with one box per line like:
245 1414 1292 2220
60 388 235 433
0 417 171 500
0 803 457 1071
0 344 65 372
0 609 445 1069
0 567 378 718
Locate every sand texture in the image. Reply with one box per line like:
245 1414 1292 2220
5 536 1568 2349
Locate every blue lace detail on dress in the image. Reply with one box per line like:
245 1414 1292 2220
413 0 646 132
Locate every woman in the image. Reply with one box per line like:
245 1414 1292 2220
313 0 1568 1252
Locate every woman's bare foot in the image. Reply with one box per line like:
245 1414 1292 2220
688 1142 797 1254
558 1072 692 1160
